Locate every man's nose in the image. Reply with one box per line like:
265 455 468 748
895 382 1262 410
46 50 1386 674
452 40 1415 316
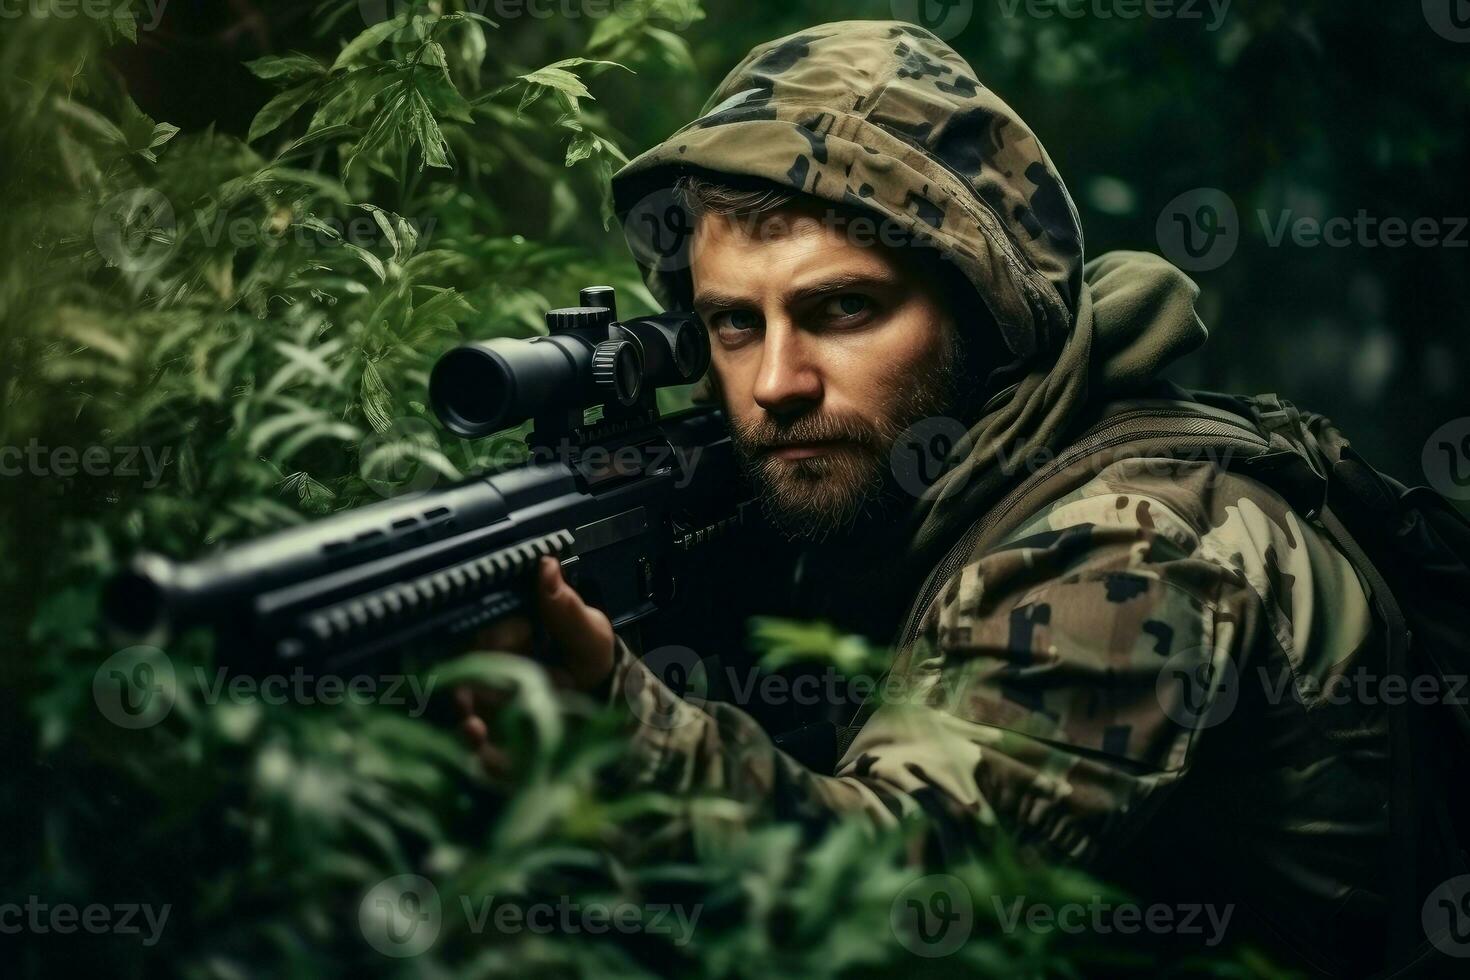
752 319 822 415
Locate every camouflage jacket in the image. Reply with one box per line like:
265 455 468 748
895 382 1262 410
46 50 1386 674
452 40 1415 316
605 450 1388 971
602 20 1392 973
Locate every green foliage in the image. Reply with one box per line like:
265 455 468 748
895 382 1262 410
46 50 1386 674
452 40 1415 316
0 4 1309 977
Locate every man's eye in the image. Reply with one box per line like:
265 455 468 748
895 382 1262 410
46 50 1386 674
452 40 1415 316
711 309 760 334
822 294 873 321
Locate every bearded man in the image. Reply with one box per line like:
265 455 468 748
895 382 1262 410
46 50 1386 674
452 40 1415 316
457 21 1409 975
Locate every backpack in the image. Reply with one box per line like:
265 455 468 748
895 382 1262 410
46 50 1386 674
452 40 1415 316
899 384 1470 976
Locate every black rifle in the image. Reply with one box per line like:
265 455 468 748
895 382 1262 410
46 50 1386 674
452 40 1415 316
103 286 764 674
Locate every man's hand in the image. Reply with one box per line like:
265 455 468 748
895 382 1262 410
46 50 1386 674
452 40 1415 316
453 556 616 779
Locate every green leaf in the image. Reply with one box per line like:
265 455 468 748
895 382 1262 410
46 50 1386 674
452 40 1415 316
245 54 325 83
247 81 318 144
53 99 128 147
564 132 596 167
344 86 410 175
515 59 631 110
149 122 181 149
408 90 451 170
332 14 410 70
342 242 387 281
278 123 357 159
359 361 395 434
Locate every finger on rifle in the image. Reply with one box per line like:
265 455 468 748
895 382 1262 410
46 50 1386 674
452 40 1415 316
474 613 533 655
453 681 513 718
535 556 614 685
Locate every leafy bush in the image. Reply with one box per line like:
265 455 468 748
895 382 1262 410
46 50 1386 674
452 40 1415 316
1 4 1292 977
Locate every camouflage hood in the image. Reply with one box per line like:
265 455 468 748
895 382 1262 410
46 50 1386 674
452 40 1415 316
612 21 1207 602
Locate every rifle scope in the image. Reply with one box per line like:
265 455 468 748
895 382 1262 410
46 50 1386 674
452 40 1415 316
430 286 708 439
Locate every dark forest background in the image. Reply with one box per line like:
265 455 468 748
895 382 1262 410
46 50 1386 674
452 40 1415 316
116 0 1470 480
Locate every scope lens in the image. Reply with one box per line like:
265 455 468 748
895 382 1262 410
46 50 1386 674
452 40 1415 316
430 346 512 436
674 325 701 378
615 345 642 403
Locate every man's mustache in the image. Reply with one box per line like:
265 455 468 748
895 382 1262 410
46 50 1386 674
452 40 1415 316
731 413 885 454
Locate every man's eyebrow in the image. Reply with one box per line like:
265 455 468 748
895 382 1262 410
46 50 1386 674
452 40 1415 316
785 270 900 306
692 287 753 311
693 271 901 311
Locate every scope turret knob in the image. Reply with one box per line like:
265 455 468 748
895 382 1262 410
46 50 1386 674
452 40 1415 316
592 339 643 406
545 305 613 334
579 286 618 320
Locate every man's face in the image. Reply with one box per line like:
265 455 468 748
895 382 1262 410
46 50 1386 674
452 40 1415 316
690 204 964 541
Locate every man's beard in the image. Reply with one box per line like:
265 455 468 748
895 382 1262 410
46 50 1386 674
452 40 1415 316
727 337 966 543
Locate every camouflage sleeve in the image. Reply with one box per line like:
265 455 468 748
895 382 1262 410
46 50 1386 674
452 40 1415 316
604 458 1285 864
